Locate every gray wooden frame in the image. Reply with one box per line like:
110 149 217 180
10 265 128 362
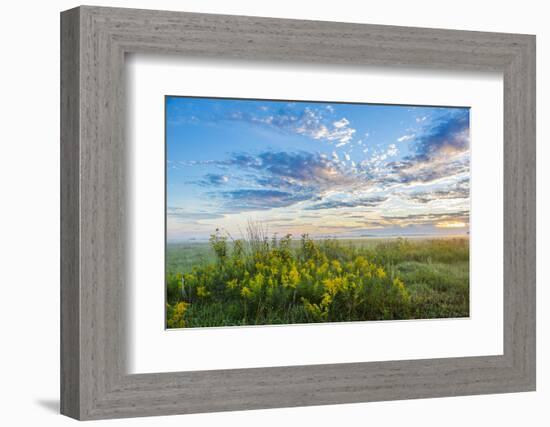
60 5 536 420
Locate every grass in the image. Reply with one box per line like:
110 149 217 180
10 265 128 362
166 227 469 328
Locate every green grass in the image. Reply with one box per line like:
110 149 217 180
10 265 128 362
166 232 469 328
166 242 213 274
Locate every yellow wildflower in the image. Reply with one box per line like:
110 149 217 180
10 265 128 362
331 259 342 274
376 267 387 279
288 266 300 288
197 285 210 298
240 286 252 299
168 301 188 328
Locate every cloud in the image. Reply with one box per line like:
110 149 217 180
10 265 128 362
407 178 470 204
305 196 388 210
177 109 471 218
167 207 225 221
229 153 261 168
360 144 400 170
232 151 354 190
397 134 415 142
296 111 355 145
219 189 312 211
387 144 399 157
383 156 469 186
258 151 335 183
383 110 470 186
333 118 350 128
195 150 375 212
412 109 469 160
228 105 356 146
173 159 223 167
194 150 358 193
199 173 229 186
384 211 468 222
382 210 469 226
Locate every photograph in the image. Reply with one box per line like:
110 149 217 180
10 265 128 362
165 96 471 328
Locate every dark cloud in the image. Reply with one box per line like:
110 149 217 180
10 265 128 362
219 189 312 211
193 150 362 212
382 158 469 185
381 110 470 186
229 153 261 168
407 178 470 204
305 196 388 210
412 109 470 160
217 150 356 200
199 173 229 186
255 151 352 187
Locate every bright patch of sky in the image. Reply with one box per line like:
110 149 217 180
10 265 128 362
166 96 470 241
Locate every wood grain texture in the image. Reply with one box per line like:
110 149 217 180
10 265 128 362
60 5 536 420
60 7 80 419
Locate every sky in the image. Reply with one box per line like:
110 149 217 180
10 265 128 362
166 96 470 241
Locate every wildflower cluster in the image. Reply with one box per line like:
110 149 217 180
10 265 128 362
166 230 411 327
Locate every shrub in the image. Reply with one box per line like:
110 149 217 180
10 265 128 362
166 231 418 327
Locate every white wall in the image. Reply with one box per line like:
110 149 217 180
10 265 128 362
0 0 547 425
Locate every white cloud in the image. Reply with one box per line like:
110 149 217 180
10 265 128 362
387 144 398 157
293 110 355 146
397 133 415 143
333 118 350 128
254 115 274 125
241 107 356 147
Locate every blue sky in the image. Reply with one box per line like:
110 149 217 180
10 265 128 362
166 96 470 241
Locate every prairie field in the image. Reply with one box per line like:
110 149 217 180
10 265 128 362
165 229 469 328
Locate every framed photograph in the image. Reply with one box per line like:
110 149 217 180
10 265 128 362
61 6 536 420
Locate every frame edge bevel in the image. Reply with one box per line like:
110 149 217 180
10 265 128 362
60 6 81 420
